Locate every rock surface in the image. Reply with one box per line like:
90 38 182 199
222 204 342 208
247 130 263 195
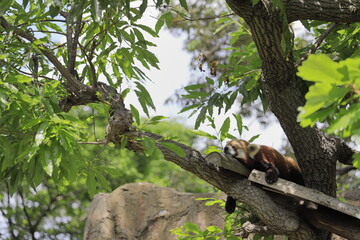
83 182 225 240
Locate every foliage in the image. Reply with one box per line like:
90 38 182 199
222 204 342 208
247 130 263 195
0 115 212 238
297 54 360 168
0 179 89 239
0 0 212 238
0 0 164 194
171 197 271 240
160 0 263 120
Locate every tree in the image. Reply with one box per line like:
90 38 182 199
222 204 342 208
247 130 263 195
0 107 210 238
1 0 360 240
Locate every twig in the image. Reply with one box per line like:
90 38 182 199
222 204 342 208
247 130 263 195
18 189 36 240
77 141 108 145
31 30 66 36
336 166 356 176
296 23 338 67
237 69 261 78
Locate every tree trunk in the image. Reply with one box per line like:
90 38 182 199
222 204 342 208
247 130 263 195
225 0 360 239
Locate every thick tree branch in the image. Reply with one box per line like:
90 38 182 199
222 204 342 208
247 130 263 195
284 0 360 23
226 0 360 23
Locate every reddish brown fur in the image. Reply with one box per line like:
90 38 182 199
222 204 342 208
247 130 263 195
223 139 303 214
224 139 303 185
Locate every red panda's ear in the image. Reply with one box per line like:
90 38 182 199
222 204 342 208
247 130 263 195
248 144 260 158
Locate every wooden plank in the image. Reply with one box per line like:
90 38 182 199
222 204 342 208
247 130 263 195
248 169 360 220
205 152 251 176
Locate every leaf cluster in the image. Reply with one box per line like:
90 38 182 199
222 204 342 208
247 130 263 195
171 198 270 240
297 54 360 167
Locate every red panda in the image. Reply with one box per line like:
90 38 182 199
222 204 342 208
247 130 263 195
223 139 304 214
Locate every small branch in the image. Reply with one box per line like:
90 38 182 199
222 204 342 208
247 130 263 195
336 166 356 176
0 60 56 81
32 193 60 231
78 141 108 145
237 69 261 78
335 138 357 165
0 16 85 93
31 30 66 36
79 43 97 87
66 12 82 76
2 183 17 239
295 23 338 67
18 189 36 240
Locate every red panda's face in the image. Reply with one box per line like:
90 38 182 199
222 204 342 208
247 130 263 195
224 140 249 160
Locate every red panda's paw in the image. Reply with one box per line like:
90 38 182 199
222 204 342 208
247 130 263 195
265 168 279 184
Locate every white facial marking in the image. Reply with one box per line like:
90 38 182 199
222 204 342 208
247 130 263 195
236 149 246 159
226 145 236 156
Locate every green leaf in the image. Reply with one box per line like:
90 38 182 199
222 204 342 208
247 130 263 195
298 83 348 126
94 170 111 191
327 103 360 136
86 171 97 197
130 104 140 125
179 0 189 11
5 75 32 83
178 103 201 114
121 88 131 99
219 117 230 141
90 0 100 21
297 54 342 84
195 107 207 129
0 0 14 15
233 114 243 137
142 136 156 157
148 115 168 125
163 11 173 28
155 13 167 33
248 134 260 143
206 77 214 85
353 153 360 169
190 130 217 140
184 84 206 91
134 23 158 38
159 142 186 158
135 82 156 110
139 0 148 14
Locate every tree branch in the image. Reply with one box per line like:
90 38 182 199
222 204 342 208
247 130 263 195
336 166 356 176
0 16 86 93
295 23 339 67
284 0 360 23
225 0 360 23
18 189 36 240
124 131 316 239
66 13 83 77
